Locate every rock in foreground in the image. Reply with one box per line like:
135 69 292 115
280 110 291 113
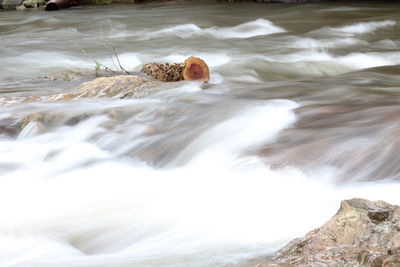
257 198 400 267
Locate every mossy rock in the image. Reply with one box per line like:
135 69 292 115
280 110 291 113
2 0 23 9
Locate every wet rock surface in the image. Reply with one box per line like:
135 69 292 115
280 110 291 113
73 75 162 98
0 117 19 137
0 72 173 105
42 69 86 82
0 72 177 136
257 198 400 267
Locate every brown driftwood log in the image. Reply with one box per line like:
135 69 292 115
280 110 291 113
45 0 77 11
140 56 209 83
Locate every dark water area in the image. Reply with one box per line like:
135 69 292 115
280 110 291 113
0 1 400 266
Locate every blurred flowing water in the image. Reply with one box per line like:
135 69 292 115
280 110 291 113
0 1 400 266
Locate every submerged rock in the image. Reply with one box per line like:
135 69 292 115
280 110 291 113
0 74 178 134
42 69 85 81
0 117 20 137
18 112 60 131
258 198 400 267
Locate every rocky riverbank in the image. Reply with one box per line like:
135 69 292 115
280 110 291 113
257 198 400 267
0 0 351 11
1 0 392 10
0 0 43 9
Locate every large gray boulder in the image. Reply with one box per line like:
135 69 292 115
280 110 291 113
258 198 400 267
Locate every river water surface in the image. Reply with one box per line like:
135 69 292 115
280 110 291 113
1 1 400 266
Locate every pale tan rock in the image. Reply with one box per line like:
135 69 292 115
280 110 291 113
44 69 83 81
260 198 400 267
73 75 159 98
0 74 168 105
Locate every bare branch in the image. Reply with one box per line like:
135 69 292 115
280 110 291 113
107 42 130 74
70 41 115 74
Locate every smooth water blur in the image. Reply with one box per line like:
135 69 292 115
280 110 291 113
0 1 400 266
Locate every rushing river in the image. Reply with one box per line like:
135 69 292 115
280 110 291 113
1 1 400 266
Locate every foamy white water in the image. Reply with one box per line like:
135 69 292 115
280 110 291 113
135 19 286 40
1 15 398 82
212 48 400 83
1 99 400 267
311 20 397 37
289 36 367 49
330 20 396 36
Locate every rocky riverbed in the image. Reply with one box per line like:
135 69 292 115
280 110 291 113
0 70 181 138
